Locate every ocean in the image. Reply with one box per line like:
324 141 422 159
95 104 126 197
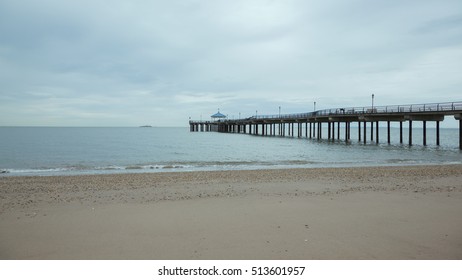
0 126 461 176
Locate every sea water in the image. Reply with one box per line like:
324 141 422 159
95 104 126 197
0 126 461 176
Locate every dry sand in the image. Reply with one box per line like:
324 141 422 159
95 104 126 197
0 165 461 260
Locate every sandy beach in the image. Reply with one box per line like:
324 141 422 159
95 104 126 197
1 165 461 260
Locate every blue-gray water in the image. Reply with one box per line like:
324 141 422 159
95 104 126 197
0 127 461 176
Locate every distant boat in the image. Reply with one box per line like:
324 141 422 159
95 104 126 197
139 125 152 128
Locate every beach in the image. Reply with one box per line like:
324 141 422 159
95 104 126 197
1 165 461 260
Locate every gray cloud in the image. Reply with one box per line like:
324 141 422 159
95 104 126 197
1 0 461 126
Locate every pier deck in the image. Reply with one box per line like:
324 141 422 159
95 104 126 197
190 101 462 149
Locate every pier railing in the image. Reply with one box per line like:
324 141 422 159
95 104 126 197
243 101 462 120
189 101 462 123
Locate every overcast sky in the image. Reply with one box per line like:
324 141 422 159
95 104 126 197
1 0 461 127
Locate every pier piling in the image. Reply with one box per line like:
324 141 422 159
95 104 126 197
370 121 374 141
400 122 403 144
436 121 440 146
387 121 391 144
363 121 367 144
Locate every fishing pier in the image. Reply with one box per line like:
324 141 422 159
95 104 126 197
189 101 462 149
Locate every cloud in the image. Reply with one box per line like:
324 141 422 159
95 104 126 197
0 0 461 126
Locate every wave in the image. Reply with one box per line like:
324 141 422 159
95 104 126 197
1 167 75 174
0 160 325 176
4 158 457 176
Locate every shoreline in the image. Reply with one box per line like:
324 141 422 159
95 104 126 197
2 161 461 177
1 164 461 259
1 162 462 184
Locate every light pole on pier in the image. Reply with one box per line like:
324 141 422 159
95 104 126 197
314 102 316 111
372 94 375 110
279 106 281 118
256 110 258 118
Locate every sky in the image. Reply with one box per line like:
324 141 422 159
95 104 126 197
0 0 461 127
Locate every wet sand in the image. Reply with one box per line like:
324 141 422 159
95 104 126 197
1 165 461 259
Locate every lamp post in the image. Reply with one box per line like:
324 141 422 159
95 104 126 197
372 94 375 110
279 106 281 118
314 102 316 111
256 110 258 118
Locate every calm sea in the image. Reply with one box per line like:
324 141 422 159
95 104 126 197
0 126 461 176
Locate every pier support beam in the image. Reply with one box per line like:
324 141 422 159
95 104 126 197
387 121 391 144
400 121 403 144
376 121 379 143
370 121 374 141
344 122 348 141
358 121 361 142
436 121 440 146
363 121 367 144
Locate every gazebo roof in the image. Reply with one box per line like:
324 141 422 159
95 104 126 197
211 111 226 118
